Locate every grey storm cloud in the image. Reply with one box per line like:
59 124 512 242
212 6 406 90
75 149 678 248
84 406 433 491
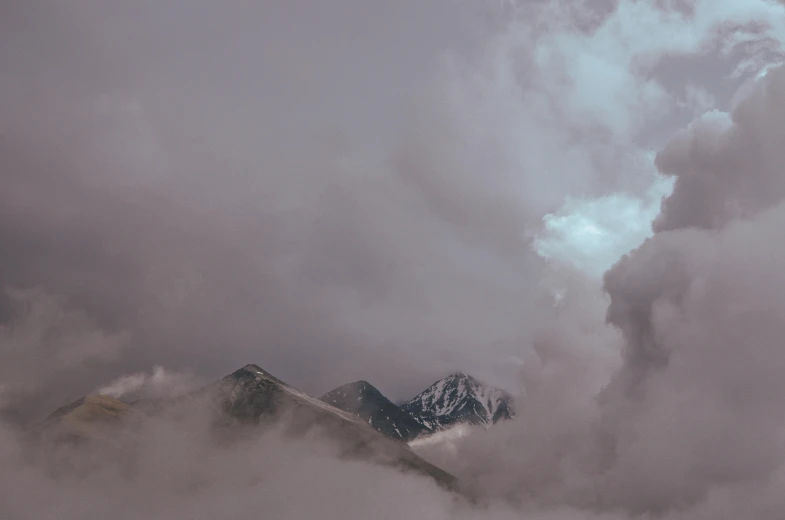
0 0 529 414
4 1 785 518
655 66 785 231
0 0 658 415
413 62 785 520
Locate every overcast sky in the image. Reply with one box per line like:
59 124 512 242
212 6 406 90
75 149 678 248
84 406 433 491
2 0 785 420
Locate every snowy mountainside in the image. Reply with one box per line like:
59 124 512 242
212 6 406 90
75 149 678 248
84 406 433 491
402 372 514 430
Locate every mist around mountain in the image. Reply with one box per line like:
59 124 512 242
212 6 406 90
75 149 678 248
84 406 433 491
5 1 785 519
30 364 459 493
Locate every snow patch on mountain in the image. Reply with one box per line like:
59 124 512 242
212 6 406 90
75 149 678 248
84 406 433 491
402 372 514 430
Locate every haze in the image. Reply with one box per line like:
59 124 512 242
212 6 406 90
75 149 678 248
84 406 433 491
3 0 785 519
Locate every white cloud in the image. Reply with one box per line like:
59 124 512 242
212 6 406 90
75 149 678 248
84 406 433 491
534 173 673 277
519 0 785 278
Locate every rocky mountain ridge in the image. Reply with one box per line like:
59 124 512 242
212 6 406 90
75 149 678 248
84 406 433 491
33 364 459 491
321 372 515 441
320 381 429 441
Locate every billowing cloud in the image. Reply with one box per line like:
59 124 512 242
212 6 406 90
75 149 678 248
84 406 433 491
4 1 785 519
655 66 785 231
2 0 780 414
412 56 785 520
535 173 673 277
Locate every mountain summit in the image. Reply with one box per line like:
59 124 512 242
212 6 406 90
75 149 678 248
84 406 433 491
320 381 428 441
322 372 515 440
34 364 459 492
402 372 514 430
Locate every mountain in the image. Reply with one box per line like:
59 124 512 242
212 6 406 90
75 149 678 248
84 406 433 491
402 372 514 431
320 372 516 442
320 381 428 441
35 394 136 444
186 365 458 489
33 364 459 491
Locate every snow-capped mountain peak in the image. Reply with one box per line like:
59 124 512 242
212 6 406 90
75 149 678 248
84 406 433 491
402 372 514 430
